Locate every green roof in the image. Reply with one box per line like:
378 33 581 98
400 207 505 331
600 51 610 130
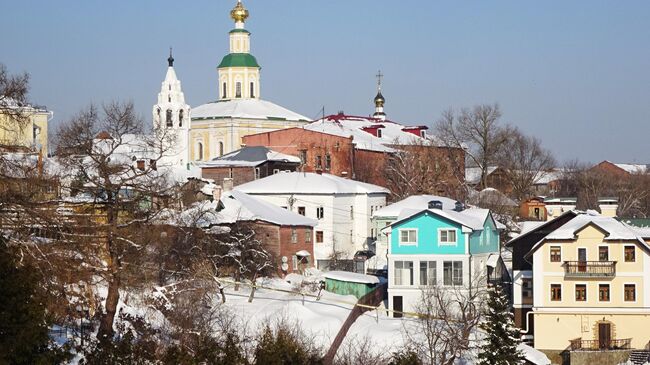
218 53 260 68
229 28 251 34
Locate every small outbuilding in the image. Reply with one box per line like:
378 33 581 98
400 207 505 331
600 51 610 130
323 271 380 299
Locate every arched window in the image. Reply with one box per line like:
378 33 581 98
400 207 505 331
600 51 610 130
223 82 227 99
250 82 255 98
219 141 224 156
168 95 171 103
168 84 171 91
156 108 161 122
197 142 204 161
166 109 173 127
179 110 184 127
236 82 242 98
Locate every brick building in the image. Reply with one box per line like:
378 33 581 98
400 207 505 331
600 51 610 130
241 114 465 191
200 146 300 187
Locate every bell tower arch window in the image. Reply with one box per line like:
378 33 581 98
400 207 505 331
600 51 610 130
250 82 255 98
166 109 173 127
179 110 184 127
236 82 242 98
197 142 204 161
219 141 224 156
223 82 227 99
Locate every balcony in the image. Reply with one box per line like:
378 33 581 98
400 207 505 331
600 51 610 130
570 338 631 351
563 261 616 278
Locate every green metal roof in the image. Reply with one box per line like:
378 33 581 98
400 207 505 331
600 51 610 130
229 28 251 34
218 53 260 68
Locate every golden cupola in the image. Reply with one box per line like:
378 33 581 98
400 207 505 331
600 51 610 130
230 0 249 24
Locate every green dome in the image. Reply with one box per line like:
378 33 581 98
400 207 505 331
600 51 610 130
218 53 260 68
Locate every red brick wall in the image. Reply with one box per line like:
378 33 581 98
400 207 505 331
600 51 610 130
201 166 254 186
589 161 629 178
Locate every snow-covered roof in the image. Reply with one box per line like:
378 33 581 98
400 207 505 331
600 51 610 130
518 221 546 236
200 146 300 168
611 161 649 174
302 114 440 153
518 343 551 365
465 166 499 185
373 195 458 218
393 207 491 231
191 99 310 122
323 271 380 284
235 172 390 195
219 191 317 227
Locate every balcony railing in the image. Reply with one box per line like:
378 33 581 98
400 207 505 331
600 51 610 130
570 338 631 351
563 261 616 277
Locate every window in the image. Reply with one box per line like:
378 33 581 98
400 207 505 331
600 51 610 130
136 160 145 171
522 278 533 304
228 167 233 178
316 231 323 243
599 284 610 301
575 284 587 301
625 246 636 262
316 207 324 219
222 82 227 98
443 261 463 286
315 155 322 169
179 109 184 127
168 95 171 102
197 142 204 161
292 255 298 271
550 246 561 262
250 82 255 98
624 284 636 302
350 206 354 220
299 150 307 164
377 129 382 138
166 109 173 127
305 229 311 243
420 130 426 138
273 169 280 174
394 261 414 286
254 167 260 180
297 207 305 216
399 229 417 246
551 284 562 301
291 228 297 243
325 154 331 170
419 261 437 286
439 229 457 245
599 246 609 261
219 142 224 157
236 82 242 98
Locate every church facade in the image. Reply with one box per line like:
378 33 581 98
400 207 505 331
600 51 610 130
188 0 310 162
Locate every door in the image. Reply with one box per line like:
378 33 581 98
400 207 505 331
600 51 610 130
393 296 403 318
578 248 587 272
599 323 611 349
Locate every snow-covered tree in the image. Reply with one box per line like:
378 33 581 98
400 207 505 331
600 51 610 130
477 285 524 365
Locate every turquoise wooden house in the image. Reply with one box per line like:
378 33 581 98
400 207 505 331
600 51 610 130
384 203 506 316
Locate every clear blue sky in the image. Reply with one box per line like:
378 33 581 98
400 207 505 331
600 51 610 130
2 1 649 163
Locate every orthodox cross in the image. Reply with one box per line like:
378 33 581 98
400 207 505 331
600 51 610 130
376 70 383 90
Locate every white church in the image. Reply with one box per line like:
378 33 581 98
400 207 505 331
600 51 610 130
151 0 310 167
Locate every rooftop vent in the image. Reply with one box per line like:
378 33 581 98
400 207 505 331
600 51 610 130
454 201 465 212
428 200 443 210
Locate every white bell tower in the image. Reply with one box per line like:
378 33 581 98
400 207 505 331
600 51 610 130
153 49 190 167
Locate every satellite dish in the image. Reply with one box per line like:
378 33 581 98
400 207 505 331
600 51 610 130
281 263 289 271
281 256 288 263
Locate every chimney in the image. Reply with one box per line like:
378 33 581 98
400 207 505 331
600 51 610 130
212 185 223 202
598 198 618 218
428 200 443 210
222 178 234 192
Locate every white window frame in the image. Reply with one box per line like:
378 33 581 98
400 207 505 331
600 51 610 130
419 260 437 286
398 228 418 246
290 228 297 243
442 261 463 286
393 260 414 286
438 228 458 246
623 282 637 303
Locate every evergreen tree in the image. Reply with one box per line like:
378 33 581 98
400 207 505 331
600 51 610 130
0 238 70 364
477 284 525 365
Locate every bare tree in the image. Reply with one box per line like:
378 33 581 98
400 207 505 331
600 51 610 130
55 101 178 342
497 128 555 201
0 63 31 136
404 281 485 365
435 104 511 190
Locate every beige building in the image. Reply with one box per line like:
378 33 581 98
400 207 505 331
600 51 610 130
189 0 309 162
0 100 50 154
525 211 650 356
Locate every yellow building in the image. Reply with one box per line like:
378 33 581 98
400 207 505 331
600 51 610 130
526 211 650 355
0 100 50 154
189 0 310 161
